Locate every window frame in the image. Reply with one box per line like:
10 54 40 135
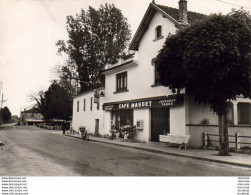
151 59 161 86
83 99 86 111
77 101 79 112
116 72 127 92
90 97 93 111
156 25 162 39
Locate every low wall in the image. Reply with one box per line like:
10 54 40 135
188 124 251 148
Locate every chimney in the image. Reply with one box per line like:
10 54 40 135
178 0 188 24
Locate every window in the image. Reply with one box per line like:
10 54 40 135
90 97 93 111
152 60 161 85
154 63 161 85
111 110 133 130
238 103 251 125
83 99 86 111
226 102 233 125
116 72 127 92
77 101 79 112
155 25 162 39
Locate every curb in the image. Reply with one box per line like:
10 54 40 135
65 134 251 169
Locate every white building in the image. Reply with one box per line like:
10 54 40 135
72 0 251 148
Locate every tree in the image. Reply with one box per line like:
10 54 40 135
1 106 11 123
156 10 251 156
31 91 48 119
32 81 73 121
56 3 132 92
45 81 72 120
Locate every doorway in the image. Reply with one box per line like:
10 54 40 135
151 107 170 142
95 119 99 135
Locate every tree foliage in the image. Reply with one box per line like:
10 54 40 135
1 106 11 123
56 3 132 92
33 81 72 121
156 10 251 113
156 10 251 155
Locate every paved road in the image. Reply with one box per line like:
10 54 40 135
0 126 251 176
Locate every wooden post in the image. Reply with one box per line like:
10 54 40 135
203 132 208 148
235 132 240 149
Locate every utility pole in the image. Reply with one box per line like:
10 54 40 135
0 81 2 125
0 82 7 125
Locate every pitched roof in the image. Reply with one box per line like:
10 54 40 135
22 108 40 113
157 4 207 24
129 3 207 51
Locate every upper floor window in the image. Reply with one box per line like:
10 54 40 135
116 72 127 92
152 59 161 86
154 62 161 85
155 25 162 39
77 101 79 112
90 97 93 111
83 99 86 111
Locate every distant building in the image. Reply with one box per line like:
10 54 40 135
11 115 19 123
20 108 44 126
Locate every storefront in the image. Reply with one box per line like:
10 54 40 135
103 94 184 142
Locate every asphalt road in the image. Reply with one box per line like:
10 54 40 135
0 126 251 176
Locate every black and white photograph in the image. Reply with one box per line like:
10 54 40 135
0 0 251 194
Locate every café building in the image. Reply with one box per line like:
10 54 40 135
72 1 251 148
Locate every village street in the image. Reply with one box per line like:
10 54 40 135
0 126 251 176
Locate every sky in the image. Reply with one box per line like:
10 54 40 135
0 0 250 116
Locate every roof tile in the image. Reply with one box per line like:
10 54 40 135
157 4 207 23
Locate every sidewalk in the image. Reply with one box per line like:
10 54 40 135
65 133 251 168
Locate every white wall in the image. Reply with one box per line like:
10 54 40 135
188 98 218 125
104 12 177 103
134 109 151 142
103 111 111 135
170 106 186 135
102 11 190 142
72 89 105 135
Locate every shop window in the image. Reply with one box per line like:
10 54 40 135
155 25 162 39
237 103 251 125
111 110 133 130
116 72 127 92
83 99 86 111
77 101 79 112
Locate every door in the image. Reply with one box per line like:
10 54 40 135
95 119 99 135
151 108 170 142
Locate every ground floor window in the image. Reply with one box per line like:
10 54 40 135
111 110 133 131
238 103 251 125
226 102 233 125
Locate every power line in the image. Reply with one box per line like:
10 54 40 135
215 0 251 10
39 0 65 30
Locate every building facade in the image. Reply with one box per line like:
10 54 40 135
72 0 251 148
20 108 44 125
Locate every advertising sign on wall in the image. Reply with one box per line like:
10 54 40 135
103 94 184 111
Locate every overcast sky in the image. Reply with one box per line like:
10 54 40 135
0 0 250 116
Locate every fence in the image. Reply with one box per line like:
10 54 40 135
203 132 251 149
38 124 61 130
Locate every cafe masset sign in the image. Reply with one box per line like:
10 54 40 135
103 94 184 111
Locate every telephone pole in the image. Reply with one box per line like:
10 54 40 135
0 82 7 125
0 81 2 125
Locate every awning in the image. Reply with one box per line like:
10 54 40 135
103 94 184 111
